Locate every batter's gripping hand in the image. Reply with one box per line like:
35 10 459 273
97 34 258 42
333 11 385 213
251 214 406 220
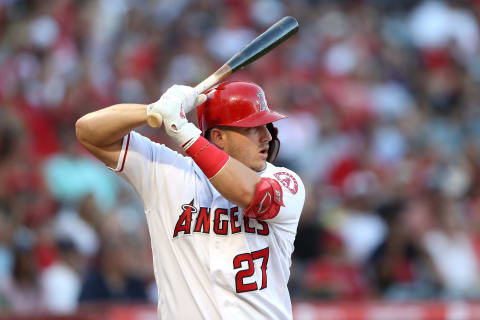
147 85 206 147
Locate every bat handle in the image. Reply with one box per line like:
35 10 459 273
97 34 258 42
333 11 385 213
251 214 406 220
147 64 232 128
194 73 221 94
147 113 163 128
194 64 232 95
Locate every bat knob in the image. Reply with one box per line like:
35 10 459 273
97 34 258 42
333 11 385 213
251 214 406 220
147 113 163 128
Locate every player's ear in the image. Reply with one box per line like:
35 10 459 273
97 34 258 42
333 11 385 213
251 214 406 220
209 127 226 150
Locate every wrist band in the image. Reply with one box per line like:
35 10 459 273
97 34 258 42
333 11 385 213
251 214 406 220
185 136 229 179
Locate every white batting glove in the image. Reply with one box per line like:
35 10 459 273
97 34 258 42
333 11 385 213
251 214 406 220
147 85 207 147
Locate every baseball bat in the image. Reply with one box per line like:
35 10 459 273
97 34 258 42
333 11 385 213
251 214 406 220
147 16 299 128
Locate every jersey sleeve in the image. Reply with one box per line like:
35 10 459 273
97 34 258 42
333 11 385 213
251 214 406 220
261 167 305 225
110 131 192 207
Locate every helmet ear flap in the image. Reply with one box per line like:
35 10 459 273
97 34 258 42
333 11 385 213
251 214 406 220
266 123 280 163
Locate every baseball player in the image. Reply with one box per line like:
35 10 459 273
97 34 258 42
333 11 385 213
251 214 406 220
75 81 305 319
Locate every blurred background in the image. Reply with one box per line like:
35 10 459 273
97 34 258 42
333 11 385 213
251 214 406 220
2 0 480 319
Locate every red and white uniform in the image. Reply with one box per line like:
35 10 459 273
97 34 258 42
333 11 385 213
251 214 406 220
113 131 305 320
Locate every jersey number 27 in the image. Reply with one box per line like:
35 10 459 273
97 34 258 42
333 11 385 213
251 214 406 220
233 247 269 293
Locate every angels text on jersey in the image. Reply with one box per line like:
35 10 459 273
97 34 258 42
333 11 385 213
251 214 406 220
173 200 269 238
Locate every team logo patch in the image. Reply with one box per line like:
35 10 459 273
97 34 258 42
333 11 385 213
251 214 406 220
257 91 269 111
274 172 298 194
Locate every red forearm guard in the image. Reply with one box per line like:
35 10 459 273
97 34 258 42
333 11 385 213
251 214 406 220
244 177 284 220
185 136 229 179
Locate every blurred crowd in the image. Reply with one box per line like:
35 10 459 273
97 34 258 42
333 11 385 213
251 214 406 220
2 0 480 316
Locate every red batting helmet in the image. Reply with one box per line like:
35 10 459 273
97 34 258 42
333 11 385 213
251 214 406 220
197 81 286 163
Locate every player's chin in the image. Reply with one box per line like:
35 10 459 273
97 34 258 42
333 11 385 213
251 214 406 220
252 158 267 172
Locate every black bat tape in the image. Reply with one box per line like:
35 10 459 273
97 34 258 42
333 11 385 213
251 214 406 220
225 16 299 73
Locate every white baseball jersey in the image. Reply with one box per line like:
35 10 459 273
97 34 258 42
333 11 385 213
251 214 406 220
112 131 305 320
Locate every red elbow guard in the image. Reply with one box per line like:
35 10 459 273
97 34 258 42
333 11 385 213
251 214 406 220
244 178 284 220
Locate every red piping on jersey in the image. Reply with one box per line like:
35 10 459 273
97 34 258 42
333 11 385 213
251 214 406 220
119 133 131 172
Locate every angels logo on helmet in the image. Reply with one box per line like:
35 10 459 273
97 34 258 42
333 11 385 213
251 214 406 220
257 91 269 111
